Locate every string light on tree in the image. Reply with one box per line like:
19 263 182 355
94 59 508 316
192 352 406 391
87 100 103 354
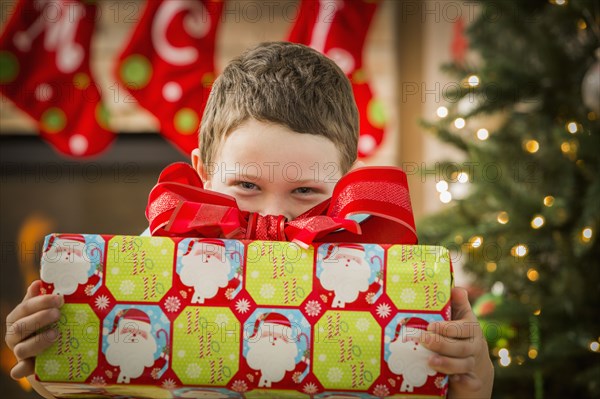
524 140 540 153
436 106 449 118
457 172 469 183
590 341 600 352
543 196 555 207
581 227 593 243
436 180 449 192
486 262 497 272
527 268 540 282
469 235 483 249
561 140 578 160
528 348 538 359
511 244 528 257
566 121 579 134
439 191 452 204
531 215 545 229
454 118 466 129
497 211 509 224
477 128 489 140
498 348 511 367
436 180 453 203
467 75 480 87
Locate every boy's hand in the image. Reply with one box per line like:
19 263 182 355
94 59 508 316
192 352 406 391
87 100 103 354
5 280 63 380
420 287 494 399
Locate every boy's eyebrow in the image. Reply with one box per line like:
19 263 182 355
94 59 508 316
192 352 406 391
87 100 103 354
235 173 323 185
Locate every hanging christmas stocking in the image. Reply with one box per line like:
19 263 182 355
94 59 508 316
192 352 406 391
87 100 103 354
115 0 223 155
288 0 385 158
0 0 114 157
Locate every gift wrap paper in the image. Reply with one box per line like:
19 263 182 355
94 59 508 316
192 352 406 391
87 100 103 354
35 234 453 398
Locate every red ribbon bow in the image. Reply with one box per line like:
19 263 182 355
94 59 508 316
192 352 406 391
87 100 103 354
146 162 417 247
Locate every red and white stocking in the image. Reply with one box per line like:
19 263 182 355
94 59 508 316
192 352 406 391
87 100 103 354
115 0 223 155
0 0 114 157
288 0 385 158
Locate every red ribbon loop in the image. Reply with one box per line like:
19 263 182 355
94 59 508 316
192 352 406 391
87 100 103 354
146 162 417 246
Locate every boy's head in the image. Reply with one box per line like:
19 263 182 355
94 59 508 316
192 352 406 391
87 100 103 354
198 41 359 173
191 42 361 221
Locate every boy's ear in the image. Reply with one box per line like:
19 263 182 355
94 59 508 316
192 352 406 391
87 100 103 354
191 148 210 186
349 159 366 172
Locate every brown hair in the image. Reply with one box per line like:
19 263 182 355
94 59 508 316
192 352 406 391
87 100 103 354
199 41 359 173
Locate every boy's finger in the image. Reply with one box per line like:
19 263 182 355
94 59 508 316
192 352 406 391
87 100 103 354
22 280 42 301
5 308 61 349
450 287 477 321
6 294 63 325
13 327 59 361
428 353 475 375
420 332 476 358
10 359 34 380
427 319 482 339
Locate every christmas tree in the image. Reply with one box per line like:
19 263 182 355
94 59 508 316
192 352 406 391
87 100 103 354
418 0 600 398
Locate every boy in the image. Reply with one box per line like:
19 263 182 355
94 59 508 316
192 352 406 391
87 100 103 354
5 42 494 398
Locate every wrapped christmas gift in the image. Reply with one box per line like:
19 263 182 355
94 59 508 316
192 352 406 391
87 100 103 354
36 234 453 398
36 163 453 398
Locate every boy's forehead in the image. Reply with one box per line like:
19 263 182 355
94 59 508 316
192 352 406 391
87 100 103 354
210 120 344 179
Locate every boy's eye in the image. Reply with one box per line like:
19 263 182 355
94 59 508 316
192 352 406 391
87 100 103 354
238 181 258 191
293 187 314 195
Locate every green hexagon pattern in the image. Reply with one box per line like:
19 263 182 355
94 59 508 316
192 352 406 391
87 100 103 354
36 304 99 382
172 306 240 386
246 241 313 306
313 311 380 390
386 245 451 311
106 236 174 302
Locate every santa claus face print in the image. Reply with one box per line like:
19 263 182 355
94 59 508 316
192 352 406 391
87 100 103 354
179 241 233 304
41 235 96 295
318 245 372 308
385 315 441 393
244 309 310 388
103 306 169 384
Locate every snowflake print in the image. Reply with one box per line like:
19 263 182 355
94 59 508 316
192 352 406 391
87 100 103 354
186 363 201 378
43 359 60 376
84 284 94 296
304 300 322 317
231 380 248 393
162 378 177 389
90 376 106 386
303 382 318 394
215 313 229 325
435 375 447 388
119 280 135 295
260 283 275 299
74 310 88 325
235 298 250 314
400 288 417 303
327 367 343 383
225 288 235 300
373 384 390 397
94 295 110 310
355 318 370 332
376 302 392 318
164 296 181 313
